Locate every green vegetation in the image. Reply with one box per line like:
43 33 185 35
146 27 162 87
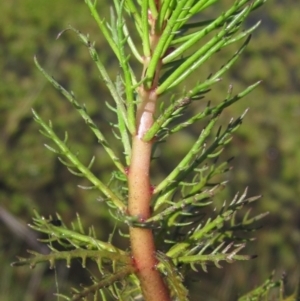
1 0 300 300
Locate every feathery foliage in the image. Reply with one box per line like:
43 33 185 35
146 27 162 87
12 0 293 300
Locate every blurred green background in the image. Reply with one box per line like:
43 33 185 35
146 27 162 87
1 0 299 300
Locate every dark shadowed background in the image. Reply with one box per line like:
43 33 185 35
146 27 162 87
1 0 299 300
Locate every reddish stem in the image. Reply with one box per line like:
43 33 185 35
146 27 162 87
128 89 171 300
127 11 171 299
